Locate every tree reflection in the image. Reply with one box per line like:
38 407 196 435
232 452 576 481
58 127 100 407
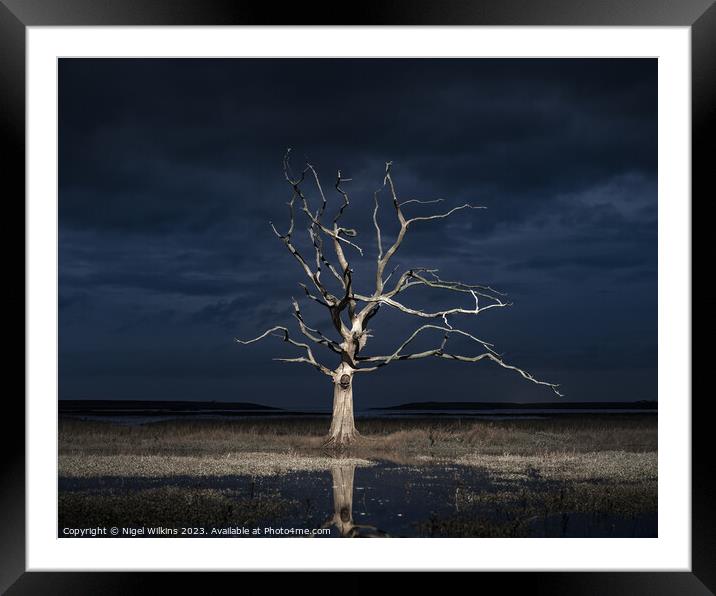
320 463 388 538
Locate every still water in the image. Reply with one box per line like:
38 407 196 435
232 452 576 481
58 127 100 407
59 461 657 538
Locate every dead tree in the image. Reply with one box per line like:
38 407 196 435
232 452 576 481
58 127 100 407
237 151 562 447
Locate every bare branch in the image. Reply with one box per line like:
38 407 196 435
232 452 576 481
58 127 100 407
309 208 364 256
235 325 333 376
373 161 408 294
384 267 432 296
283 153 369 331
372 189 383 262
371 161 484 297
357 323 499 365
357 327 561 396
353 292 511 319
387 271 508 312
327 171 361 317
306 162 328 221
399 198 445 207
291 298 343 355
251 157 561 398
412 270 505 296
339 267 356 317
295 169 363 256
334 170 352 226
284 151 363 266
302 161 346 289
440 352 563 396
298 282 330 307
272 356 333 373
270 158 336 304
307 220 345 289
406 203 485 225
383 264 400 285
271 219 333 303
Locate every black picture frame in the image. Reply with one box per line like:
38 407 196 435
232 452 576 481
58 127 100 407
4 0 710 592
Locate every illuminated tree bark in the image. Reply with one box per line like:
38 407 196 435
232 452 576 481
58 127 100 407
237 151 561 447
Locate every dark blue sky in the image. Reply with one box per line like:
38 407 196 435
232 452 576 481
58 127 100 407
58 58 657 408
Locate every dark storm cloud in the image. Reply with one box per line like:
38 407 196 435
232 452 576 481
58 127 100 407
59 58 657 406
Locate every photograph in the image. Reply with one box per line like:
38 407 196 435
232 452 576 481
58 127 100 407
57 57 658 539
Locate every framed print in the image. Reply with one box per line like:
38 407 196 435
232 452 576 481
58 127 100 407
4 0 711 592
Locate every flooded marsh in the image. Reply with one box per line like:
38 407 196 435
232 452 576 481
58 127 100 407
58 415 657 538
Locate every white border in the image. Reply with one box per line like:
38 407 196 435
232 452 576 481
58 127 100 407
27 27 691 571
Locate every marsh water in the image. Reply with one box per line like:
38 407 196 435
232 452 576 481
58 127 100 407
59 461 657 538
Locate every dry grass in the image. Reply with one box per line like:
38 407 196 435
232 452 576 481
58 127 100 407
455 450 657 483
59 452 373 478
423 472 658 537
59 486 297 529
455 479 658 516
59 415 657 461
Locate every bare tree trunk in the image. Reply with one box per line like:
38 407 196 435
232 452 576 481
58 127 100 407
325 363 358 447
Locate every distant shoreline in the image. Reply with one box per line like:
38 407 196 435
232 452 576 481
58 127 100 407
58 399 280 415
58 399 657 419
372 400 657 411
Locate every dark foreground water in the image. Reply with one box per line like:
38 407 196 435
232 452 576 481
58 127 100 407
59 461 657 538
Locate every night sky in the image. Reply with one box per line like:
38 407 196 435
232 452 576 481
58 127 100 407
58 58 657 409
